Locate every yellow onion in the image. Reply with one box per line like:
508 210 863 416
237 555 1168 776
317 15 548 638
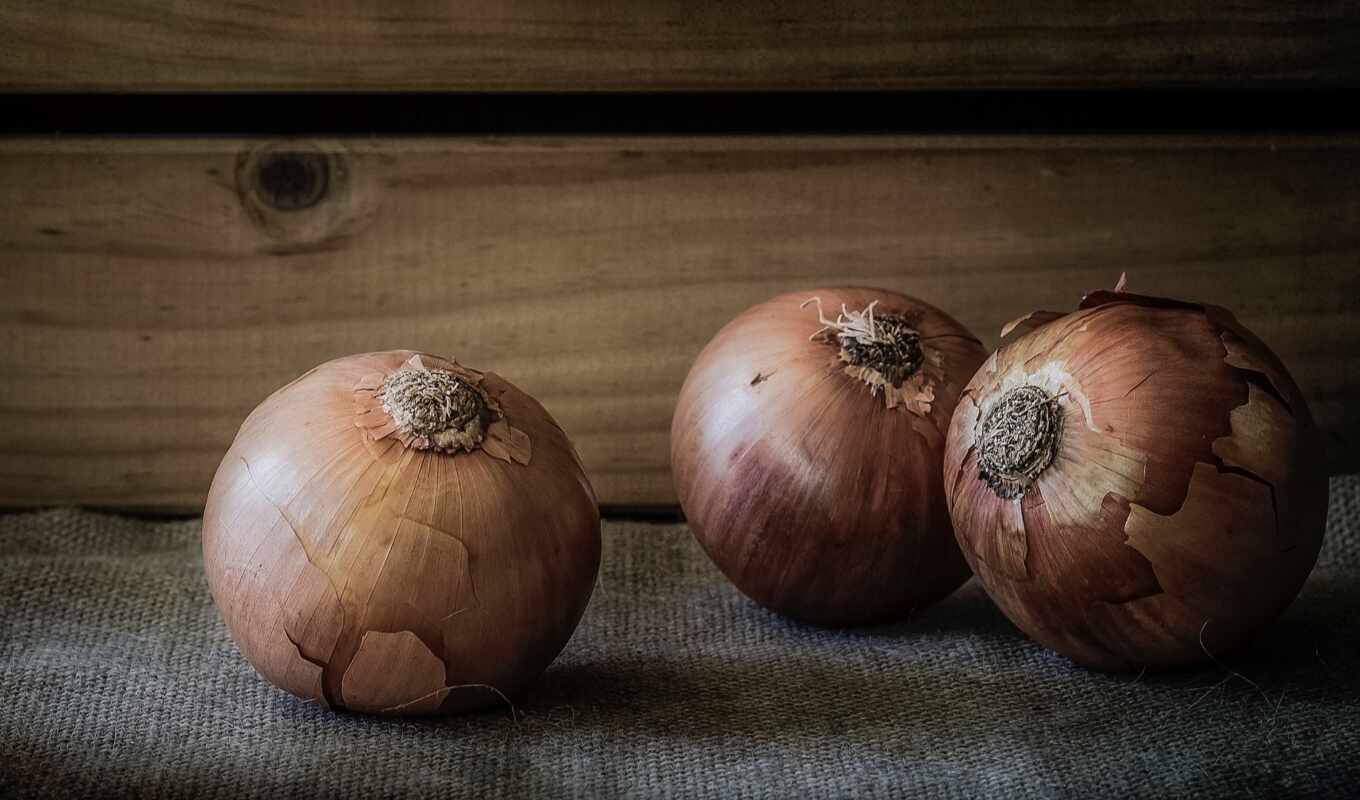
203 351 599 715
671 287 988 624
944 287 1328 670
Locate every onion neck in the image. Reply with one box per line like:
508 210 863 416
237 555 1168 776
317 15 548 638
804 298 925 389
837 313 924 388
977 385 1062 500
377 368 491 452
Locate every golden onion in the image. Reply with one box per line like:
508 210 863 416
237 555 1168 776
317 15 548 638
944 288 1328 670
203 351 599 715
672 287 988 624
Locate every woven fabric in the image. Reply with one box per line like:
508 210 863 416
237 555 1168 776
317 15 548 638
3 479 1359 799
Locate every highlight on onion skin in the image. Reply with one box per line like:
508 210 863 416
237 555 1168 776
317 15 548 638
944 289 1329 671
203 351 600 715
671 287 989 625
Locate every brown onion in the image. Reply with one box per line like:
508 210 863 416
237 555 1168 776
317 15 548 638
203 351 599 715
944 287 1328 670
671 287 988 624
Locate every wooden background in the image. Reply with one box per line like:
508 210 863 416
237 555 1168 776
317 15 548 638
2 0 1359 90
2 136 1356 511
3 1 1358 511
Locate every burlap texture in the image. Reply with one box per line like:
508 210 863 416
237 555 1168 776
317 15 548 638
3 478 1359 798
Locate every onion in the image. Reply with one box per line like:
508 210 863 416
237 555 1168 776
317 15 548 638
203 351 600 715
671 287 988 624
943 287 1328 670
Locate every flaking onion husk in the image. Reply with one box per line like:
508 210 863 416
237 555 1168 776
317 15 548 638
203 351 599 715
672 287 988 624
944 287 1328 670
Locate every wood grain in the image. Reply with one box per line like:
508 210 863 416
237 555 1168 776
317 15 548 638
1 136 1357 511
2 1 1358 90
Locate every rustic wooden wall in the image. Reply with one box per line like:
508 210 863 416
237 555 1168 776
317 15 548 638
2 1 1358 90
1 136 1356 511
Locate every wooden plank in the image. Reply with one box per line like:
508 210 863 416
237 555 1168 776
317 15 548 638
1 136 1357 511
2 1 1358 90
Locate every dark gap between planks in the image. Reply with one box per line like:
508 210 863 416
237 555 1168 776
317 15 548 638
1 90 1357 136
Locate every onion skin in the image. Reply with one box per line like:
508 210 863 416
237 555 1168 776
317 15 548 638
944 290 1328 670
671 287 988 625
203 351 600 715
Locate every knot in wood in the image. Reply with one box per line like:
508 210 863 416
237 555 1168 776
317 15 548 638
254 150 329 211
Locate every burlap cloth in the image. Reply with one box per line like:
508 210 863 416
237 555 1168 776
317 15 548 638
3 479 1358 799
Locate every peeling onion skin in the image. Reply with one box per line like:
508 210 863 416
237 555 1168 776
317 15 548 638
671 288 988 625
203 351 600 715
944 291 1328 670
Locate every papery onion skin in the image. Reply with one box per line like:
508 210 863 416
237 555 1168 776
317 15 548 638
203 350 600 715
944 290 1328 670
671 287 988 625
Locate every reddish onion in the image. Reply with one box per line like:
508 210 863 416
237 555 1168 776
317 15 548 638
944 287 1328 670
203 351 599 715
671 287 988 624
